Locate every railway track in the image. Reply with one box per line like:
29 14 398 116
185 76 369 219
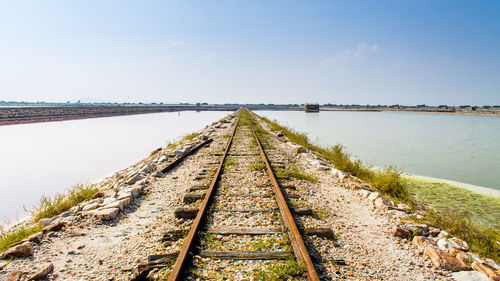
134 109 334 280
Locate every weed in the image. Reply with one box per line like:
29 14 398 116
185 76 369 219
249 162 267 171
254 258 306 281
423 209 500 262
183 132 198 141
275 167 318 183
223 156 237 166
32 183 99 222
0 224 43 254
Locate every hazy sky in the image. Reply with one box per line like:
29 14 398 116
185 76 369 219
1 1 499 105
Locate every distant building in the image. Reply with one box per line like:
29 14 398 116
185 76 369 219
305 103 319 112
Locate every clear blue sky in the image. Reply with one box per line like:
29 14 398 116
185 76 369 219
0 0 499 105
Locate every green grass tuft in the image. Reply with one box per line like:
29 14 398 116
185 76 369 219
223 156 237 167
254 258 306 281
422 209 500 262
32 183 99 222
0 224 43 254
249 162 267 171
275 167 318 182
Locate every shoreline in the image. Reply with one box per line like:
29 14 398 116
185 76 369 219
404 174 500 199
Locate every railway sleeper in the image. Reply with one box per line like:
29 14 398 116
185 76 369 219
199 250 290 260
175 207 313 215
204 227 335 240
188 185 209 192
183 192 205 203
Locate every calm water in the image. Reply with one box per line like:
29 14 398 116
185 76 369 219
258 111 500 192
0 111 229 223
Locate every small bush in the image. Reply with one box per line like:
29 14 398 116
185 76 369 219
424 209 500 262
0 224 43 254
32 183 99 222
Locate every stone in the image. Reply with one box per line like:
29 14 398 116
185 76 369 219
93 191 105 198
28 233 44 244
294 146 307 154
358 189 371 198
60 216 75 226
42 221 67 232
437 238 467 252
104 189 117 198
472 262 500 281
117 191 133 201
451 271 492 281
27 263 54 281
158 155 168 163
449 237 469 251
120 197 131 208
95 208 119 220
318 164 330 171
485 259 500 271
173 149 184 157
38 218 52 227
82 203 99 211
0 242 34 259
99 200 124 212
126 173 142 185
429 227 441 237
412 236 430 251
392 225 410 238
426 245 469 271
374 197 392 211
456 252 473 266
397 203 410 211
152 171 165 178
367 192 380 202
437 230 449 239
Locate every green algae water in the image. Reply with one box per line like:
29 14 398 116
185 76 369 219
259 111 500 193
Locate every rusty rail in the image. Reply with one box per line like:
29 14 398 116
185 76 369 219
249 118 320 281
168 115 240 281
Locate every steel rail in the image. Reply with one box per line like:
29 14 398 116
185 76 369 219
168 114 240 281
249 118 320 281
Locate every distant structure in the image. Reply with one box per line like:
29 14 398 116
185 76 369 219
305 103 319 112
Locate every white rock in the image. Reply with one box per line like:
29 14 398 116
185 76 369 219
126 173 142 185
82 203 99 211
60 216 75 226
152 171 165 177
451 271 491 281
38 218 52 227
397 203 410 211
437 238 464 252
374 197 392 210
358 189 371 198
104 189 116 198
120 198 131 208
95 208 119 220
449 237 469 251
367 192 380 201
386 210 408 218
99 200 124 212
158 155 168 163
117 191 133 201
485 259 500 271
